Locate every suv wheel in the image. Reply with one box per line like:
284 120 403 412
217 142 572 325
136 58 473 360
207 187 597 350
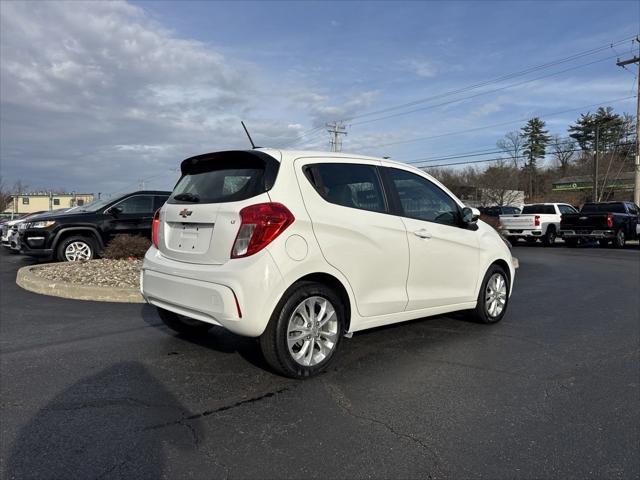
260 281 345 378
470 265 510 324
613 229 626 248
157 307 212 335
57 236 96 262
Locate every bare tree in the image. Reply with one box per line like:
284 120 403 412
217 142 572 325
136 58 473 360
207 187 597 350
497 131 523 168
0 178 12 213
550 135 576 175
479 164 523 206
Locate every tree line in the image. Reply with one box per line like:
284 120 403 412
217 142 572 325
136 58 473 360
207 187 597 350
429 106 636 206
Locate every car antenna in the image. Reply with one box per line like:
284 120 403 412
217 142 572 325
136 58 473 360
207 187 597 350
241 121 260 149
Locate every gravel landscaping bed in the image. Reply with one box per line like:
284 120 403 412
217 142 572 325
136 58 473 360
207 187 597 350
31 259 142 289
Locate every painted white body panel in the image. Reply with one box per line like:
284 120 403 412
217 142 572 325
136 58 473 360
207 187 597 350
142 148 515 338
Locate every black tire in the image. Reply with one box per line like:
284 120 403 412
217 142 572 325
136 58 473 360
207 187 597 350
157 307 212 335
469 264 510 324
598 239 610 247
613 229 626 249
260 281 345 379
542 226 557 246
565 238 578 247
56 235 97 262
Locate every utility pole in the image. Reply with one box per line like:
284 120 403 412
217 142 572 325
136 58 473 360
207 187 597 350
326 122 347 152
593 126 599 202
616 39 640 205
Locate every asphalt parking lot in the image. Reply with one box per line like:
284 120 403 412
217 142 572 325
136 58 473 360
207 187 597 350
1 244 638 479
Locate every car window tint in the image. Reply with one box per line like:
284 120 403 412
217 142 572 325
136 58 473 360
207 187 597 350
308 163 386 213
386 168 460 226
153 195 169 211
522 204 554 214
559 205 575 214
114 195 155 214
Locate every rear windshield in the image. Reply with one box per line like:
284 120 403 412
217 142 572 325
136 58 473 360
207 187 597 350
581 203 626 213
169 151 278 204
522 204 555 214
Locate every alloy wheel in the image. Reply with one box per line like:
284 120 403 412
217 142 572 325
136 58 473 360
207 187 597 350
485 273 507 318
286 296 339 367
64 241 92 261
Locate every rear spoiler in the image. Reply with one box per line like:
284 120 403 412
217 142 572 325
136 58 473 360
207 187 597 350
178 150 280 190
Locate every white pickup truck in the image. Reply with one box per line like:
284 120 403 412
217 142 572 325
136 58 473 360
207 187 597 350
500 203 578 246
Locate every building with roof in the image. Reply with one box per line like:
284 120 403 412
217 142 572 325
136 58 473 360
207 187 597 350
3 192 94 217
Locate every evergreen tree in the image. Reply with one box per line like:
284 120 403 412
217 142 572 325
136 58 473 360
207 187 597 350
568 107 631 152
520 117 550 199
521 117 551 171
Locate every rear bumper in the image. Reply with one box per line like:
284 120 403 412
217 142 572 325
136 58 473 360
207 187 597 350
503 229 543 237
560 230 615 239
141 247 285 337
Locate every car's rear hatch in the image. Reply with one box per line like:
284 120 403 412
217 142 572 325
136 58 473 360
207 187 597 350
158 150 280 265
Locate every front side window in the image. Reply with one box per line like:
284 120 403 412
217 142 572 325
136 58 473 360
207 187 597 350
386 168 460 226
559 205 577 215
112 195 155 214
305 163 386 213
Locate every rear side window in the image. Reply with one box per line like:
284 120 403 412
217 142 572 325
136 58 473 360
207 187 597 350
169 151 278 204
305 163 386 213
153 195 169 210
522 204 555 214
112 195 155 214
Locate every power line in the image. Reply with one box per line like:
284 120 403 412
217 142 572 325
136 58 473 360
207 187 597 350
350 54 619 127
338 35 637 123
281 36 638 152
362 96 635 151
420 142 634 169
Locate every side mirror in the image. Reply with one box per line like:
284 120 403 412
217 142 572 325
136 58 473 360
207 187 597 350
462 207 480 225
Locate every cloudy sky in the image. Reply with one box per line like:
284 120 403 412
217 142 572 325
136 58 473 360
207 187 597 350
1 0 638 196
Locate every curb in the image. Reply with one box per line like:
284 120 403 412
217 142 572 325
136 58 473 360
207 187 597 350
16 265 145 303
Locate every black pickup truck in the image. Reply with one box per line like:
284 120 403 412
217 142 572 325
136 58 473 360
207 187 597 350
19 190 170 261
559 201 640 248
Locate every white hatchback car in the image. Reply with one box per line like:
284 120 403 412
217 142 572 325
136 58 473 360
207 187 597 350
142 149 516 378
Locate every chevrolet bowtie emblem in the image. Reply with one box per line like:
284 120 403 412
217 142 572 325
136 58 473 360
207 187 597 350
179 208 193 218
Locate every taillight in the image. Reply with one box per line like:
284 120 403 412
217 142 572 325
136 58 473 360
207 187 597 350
607 213 613 228
152 209 161 248
534 215 540 227
231 203 294 258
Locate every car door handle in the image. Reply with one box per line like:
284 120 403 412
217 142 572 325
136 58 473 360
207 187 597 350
413 229 432 239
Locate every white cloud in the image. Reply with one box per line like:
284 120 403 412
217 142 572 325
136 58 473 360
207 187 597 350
0 1 382 192
402 59 439 78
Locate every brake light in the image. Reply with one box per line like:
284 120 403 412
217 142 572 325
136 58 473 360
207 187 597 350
534 215 540 227
152 209 161 248
607 213 613 228
231 203 294 258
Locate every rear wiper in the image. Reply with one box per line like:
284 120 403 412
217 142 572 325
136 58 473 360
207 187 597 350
173 193 200 202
